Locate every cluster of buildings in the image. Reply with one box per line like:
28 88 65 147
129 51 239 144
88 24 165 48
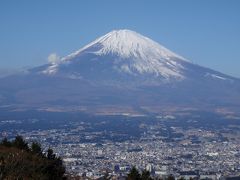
59 137 239 179
1 116 240 179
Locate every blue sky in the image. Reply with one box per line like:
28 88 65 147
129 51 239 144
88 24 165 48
0 0 240 77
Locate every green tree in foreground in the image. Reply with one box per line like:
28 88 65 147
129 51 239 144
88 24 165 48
167 174 175 180
141 169 153 180
31 141 42 155
127 166 141 180
13 135 29 150
127 167 153 180
0 137 11 147
0 136 66 180
47 148 56 159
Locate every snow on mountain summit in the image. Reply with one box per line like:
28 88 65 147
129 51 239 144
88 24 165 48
3 30 239 114
63 29 186 61
43 29 188 79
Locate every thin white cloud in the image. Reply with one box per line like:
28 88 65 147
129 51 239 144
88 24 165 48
48 53 60 64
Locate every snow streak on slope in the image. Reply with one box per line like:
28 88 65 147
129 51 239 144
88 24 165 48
43 29 188 79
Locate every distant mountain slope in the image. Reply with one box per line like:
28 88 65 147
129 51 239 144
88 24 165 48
0 29 239 115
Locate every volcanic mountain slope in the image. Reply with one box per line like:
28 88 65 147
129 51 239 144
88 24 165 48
0 29 240 114
38 29 186 81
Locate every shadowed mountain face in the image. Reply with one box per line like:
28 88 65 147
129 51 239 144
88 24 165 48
0 29 240 115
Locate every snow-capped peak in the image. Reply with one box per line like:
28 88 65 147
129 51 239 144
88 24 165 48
43 29 188 79
63 29 186 61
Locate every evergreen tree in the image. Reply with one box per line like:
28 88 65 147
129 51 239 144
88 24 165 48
31 141 42 155
167 174 175 180
141 169 152 180
0 137 12 147
47 148 56 159
127 166 141 180
13 135 29 150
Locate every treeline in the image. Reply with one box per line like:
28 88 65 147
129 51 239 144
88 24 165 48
0 136 66 179
127 166 153 180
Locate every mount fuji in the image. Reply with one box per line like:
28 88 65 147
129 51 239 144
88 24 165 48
0 29 240 116
40 29 186 80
